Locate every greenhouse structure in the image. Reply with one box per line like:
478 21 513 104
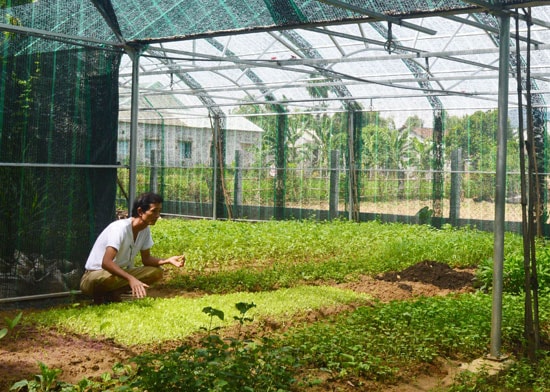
1 1 550 355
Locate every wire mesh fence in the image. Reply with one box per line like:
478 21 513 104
114 108 543 233
116 165 527 224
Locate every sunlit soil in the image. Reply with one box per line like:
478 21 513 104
288 198 524 222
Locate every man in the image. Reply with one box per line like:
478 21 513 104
80 192 184 304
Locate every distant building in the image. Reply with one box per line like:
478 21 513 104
117 88 264 167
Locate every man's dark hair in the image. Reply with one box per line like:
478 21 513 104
131 192 163 217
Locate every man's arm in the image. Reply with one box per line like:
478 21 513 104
141 249 185 268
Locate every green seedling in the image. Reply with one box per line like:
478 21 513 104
234 301 256 335
201 306 225 333
0 312 22 340
10 361 62 391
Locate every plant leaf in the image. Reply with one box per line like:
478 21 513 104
202 306 224 321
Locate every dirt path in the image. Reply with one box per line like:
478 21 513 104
0 261 476 391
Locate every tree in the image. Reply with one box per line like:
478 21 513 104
444 110 518 201
401 114 424 130
362 113 414 171
444 110 509 170
361 114 417 200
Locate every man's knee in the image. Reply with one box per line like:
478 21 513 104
139 266 164 284
150 266 163 282
80 277 93 296
80 270 107 296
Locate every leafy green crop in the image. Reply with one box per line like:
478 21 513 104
151 219 499 277
476 237 550 294
11 219 550 392
27 286 370 345
132 334 298 392
149 218 550 296
287 293 550 385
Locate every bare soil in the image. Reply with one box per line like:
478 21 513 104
0 261 476 392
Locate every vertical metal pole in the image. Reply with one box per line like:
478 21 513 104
212 114 219 220
432 112 444 220
128 48 141 215
490 13 510 360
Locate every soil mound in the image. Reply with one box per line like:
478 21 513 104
376 260 475 290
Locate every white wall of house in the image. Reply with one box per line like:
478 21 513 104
117 115 263 168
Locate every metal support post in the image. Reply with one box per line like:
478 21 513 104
128 46 141 215
490 13 510 360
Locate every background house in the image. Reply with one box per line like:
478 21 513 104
118 87 264 168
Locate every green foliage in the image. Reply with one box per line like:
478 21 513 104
132 336 297 392
362 124 416 171
131 302 298 392
448 354 550 392
165 257 367 294
447 368 495 392
0 312 22 340
11 362 134 392
234 302 256 335
444 110 504 168
13 294 550 391
287 294 493 382
200 302 257 336
476 237 550 294
417 206 433 225
149 219 507 295
10 362 62 392
152 219 494 274
11 219 550 391
443 110 521 201
201 305 225 333
27 286 368 346
288 293 550 387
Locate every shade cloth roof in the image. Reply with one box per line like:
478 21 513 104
2 0 550 125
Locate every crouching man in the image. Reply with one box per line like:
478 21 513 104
80 192 184 304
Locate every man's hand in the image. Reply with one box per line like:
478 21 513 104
164 255 185 268
129 277 150 298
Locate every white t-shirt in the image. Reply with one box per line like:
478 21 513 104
84 218 154 270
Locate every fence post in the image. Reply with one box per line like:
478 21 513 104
329 149 340 220
449 148 462 225
274 109 287 220
432 112 444 221
149 149 158 193
347 110 360 221
233 150 242 219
